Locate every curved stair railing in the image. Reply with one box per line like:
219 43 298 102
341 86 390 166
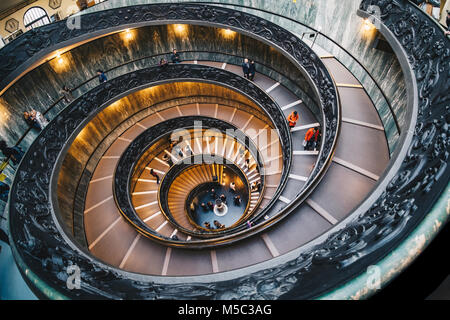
5 3 341 298
120 116 267 240
0 52 316 180
159 156 254 233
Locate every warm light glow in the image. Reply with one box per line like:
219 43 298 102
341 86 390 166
55 52 63 64
109 100 122 109
121 28 135 43
363 18 374 31
360 18 377 40
174 24 187 35
50 51 69 73
221 28 236 38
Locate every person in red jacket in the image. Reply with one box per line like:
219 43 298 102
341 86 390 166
287 111 299 128
313 127 321 150
304 127 315 150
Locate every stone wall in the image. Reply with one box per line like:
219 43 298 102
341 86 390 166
84 0 407 151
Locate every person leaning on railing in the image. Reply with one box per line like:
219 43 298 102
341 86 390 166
0 180 9 202
0 140 24 166
29 109 49 130
171 49 181 64
97 70 108 84
23 111 39 129
159 58 169 68
23 108 49 131
60 85 74 103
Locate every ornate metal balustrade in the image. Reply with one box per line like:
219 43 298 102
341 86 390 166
115 116 267 241
5 3 345 299
159 154 252 233
277 0 450 298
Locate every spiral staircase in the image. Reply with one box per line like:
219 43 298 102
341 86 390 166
0 0 448 300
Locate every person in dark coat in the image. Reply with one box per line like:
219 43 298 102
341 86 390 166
0 141 24 165
149 169 160 184
248 60 256 80
159 58 169 68
171 49 181 63
60 85 74 103
0 181 10 203
242 58 250 79
97 70 107 84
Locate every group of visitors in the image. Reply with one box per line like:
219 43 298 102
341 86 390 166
228 180 246 207
303 127 321 151
241 58 256 80
23 109 49 130
251 181 262 193
201 193 227 229
22 84 74 133
161 139 191 167
204 220 225 229
286 110 322 150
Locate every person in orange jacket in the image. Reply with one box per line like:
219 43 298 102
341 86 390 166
287 111 299 127
304 127 316 150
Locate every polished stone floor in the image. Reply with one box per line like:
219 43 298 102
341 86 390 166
189 179 249 229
